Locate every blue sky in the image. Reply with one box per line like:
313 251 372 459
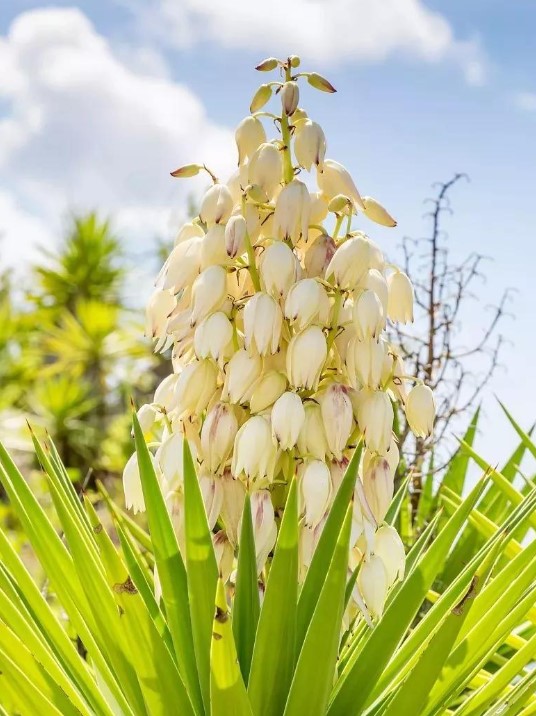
1 0 535 466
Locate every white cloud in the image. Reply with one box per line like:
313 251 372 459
141 0 486 82
0 8 235 267
514 91 536 113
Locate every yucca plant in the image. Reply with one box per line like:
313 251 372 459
1 411 536 716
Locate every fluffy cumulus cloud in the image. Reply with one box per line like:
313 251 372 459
148 0 486 83
0 8 235 267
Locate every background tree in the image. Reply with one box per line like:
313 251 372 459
390 174 513 514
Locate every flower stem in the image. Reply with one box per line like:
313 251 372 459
241 197 261 292
280 64 294 185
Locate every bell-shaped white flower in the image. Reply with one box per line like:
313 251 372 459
346 336 386 390
301 460 332 528
287 325 327 390
201 224 231 267
362 196 397 227
160 236 203 292
273 180 310 244
304 232 336 278
319 383 354 460
153 374 180 412
350 488 376 551
145 289 176 339
360 269 388 315
249 490 276 569
281 81 299 116
358 555 389 618
353 289 385 340
194 312 233 364
200 184 233 225
225 215 247 258
294 119 326 170
200 402 238 474
356 389 393 454
316 159 364 210
374 525 405 585
309 191 329 224
155 432 188 491
243 292 283 356
232 416 278 483
298 402 329 460
259 241 300 298
123 452 145 513
220 471 246 546
405 384 435 438
285 278 330 330
326 236 383 289
222 349 262 404
271 391 305 450
249 370 287 414
199 475 224 530
387 271 414 323
174 359 218 417
362 453 394 523
189 265 227 327
235 115 266 164
175 221 204 246
136 404 158 434
213 530 235 582
248 142 283 200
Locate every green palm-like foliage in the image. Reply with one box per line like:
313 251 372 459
0 409 535 716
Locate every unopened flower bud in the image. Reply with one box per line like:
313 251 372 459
304 233 336 278
225 215 247 258
362 454 394 523
362 196 397 227
170 163 202 178
289 55 301 68
213 530 234 582
194 312 233 363
309 191 329 223
317 159 364 210
190 265 227 326
346 336 386 389
256 57 278 72
358 555 388 618
291 107 308 122
235 116 267 165
175 359 218 417
319 383 354 460
243 292 283 356
301 460 332 529
271 391 305 450
160 236 202 292
356 389 393 455
294 119 326 170
353 289 385 340
200 402 238 474
328 194 353 214
250 84 272 113
287 325 327 390
405 384 435 438
307 72 337 93
232 416 278 483
326 236 382 289
123 452 145 513
374 525 405 585
223 349 262 404
220 471 246 546
259 241 301 298
273 180 310 244
285 278 330 330
298 402 329 460
249 370 287 413
145 289 176 338
154 373 179 412
281 81 299 116
200 184 233 225
136 404 158 434
248 143 283 200
175 221 205 246
387 271 414 323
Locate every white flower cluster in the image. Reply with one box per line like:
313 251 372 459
124 55 436 623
